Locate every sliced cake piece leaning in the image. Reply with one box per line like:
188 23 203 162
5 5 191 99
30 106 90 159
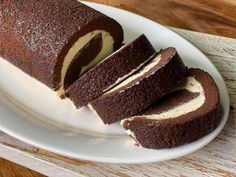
67 34 155 108
89 47 187 124
121 68 222 149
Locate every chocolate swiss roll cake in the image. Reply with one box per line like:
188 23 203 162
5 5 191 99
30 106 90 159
121 69 222 149
0 0 123 95
67 34 156 108
89 47 187 124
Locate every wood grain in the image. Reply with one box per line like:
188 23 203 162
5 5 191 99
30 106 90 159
85 0 236 38
0 158 45 177
0 28 236 177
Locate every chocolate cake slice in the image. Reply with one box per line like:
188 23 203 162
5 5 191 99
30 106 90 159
89 47 187 124
0 0 123 95
121 68 222 149
67 34 156 108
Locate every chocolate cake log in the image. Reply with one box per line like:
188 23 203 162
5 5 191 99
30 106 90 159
121 68 222 149
67 34 156 108
0 0 123 94
89 47 187 124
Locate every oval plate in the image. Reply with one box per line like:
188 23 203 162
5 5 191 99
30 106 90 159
0 1 230 163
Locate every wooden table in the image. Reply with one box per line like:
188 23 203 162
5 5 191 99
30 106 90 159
1 0 236 176
87 0 236 38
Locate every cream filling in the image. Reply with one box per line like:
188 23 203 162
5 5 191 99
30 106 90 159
103 53 156 92
57 30 114 95
88 103 100 118
106 54 162 94
121 77 205 125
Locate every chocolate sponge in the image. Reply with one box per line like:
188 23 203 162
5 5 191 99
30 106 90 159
67 34 156 108
121 68 222 149
90 48 187 124
0 0 123 93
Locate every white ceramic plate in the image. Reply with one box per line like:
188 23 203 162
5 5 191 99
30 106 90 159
0 1 230 163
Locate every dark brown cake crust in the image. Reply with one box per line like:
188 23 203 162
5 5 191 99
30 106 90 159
90 48 187 124
0 0 123 89
67 34 155 108
122 69 222 149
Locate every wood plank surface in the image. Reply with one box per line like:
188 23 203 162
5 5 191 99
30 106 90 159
0 158 45 177
1 0 236 176
85 0 236 38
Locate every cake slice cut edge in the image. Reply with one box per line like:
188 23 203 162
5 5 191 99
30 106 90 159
90 47 187 124
121 68 222 149
66 34 156 108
